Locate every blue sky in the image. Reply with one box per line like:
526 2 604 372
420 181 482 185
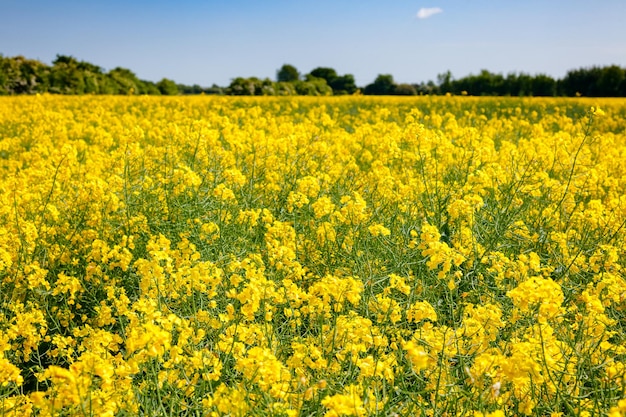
2 0 626 87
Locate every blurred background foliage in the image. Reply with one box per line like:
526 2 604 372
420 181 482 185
1 54 625 97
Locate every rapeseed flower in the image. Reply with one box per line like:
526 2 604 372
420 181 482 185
1 95 626 416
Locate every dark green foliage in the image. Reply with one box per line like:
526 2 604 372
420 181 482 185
329 74 358 95
178 83 224 95
413 80 439 95
227 76 331 96
0 55 49 94
227 77 274 95
505 73 533 96
437 70 453 94
309 67 338 82
364 74 396 95
444 69 508 96
441 67 626 97
156 78 179 95
532 74 557 96
394 83 417 95
0 54 195 95
308 67 357 95
295 78 332 96
561 65 626 97
276 64 300 82
1 53 626 97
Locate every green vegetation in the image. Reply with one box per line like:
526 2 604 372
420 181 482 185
1 53 625 96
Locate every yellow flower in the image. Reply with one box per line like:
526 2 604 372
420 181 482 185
591 106 605 116
406 300 438 323
507 276 564 322
368 223 390 237
235 346 291 396
0 355 23 387
312 196 336 219
403 340 429 372
321 385 366 417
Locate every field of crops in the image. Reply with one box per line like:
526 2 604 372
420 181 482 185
1 95 626 416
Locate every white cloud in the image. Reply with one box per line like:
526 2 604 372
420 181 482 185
417 7 443 19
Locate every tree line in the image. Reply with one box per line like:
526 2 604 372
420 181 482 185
1 54 625 97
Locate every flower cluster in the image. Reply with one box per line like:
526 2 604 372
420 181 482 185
1 95 625 416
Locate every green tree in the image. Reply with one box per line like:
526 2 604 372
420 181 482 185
277 64 299 82
308 68 357 95
415 81 439 95
309 67 338 84
0 56 7 94
77 60 105 94
449 70 507 96
204 84 225 95
364 74 396 95
228 77 255 95
597 65 625 97
275 81 297 95
0 55 49 94
560 67 602 96
506 72 533 96
107 67 144 94
295 78 332 96
466 70 504 95
156 78 179 95
179 84 210 94
50 55 86 94
227 77 273 95
330 74 357 95
394 83 417 95
531 74 556 96
437 71 453 94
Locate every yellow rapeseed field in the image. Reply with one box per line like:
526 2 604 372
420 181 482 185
1 95 626 416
